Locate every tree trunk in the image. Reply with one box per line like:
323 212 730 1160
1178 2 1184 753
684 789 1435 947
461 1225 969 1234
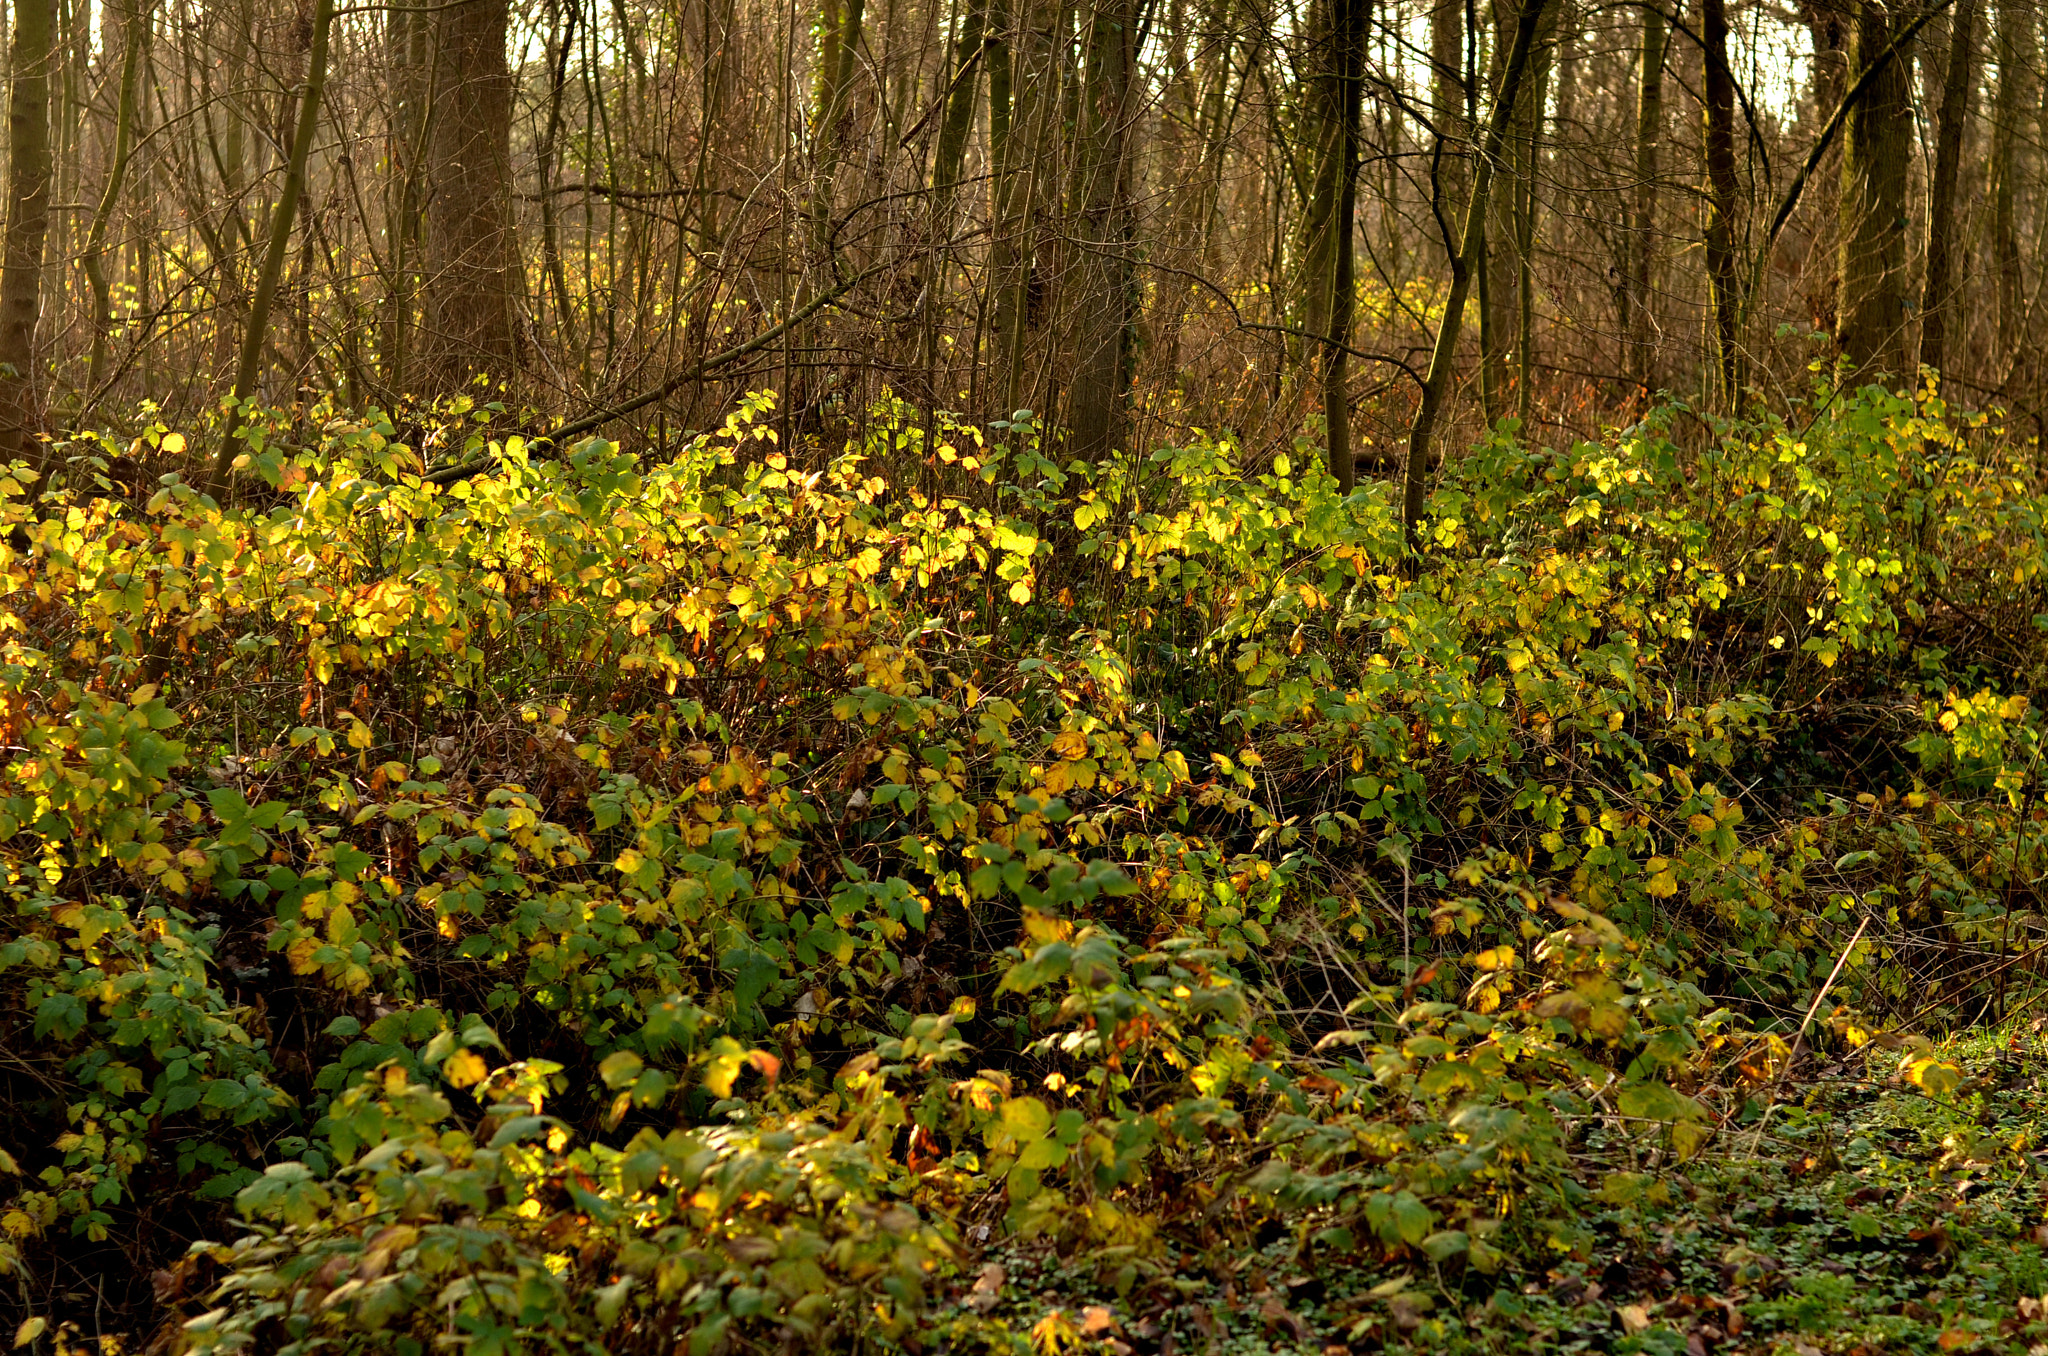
1837 0 1915 377
1482 0 1553 421
1629 0 1665 390
811 0 867 251
1065 0 1136 461
919 0 988 383
1702 0 1742 402
1304 0 1367 490
423 0 518 389
1989 0 2025 364
1920 0 1977 380
81 0 146 397
1515 11 1553 425
0 0 56 467
1403 0 1547 550
382 0 431 396
208 0 333 496
1429 0 1465 260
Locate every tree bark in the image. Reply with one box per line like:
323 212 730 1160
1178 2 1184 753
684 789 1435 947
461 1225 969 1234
1628 1 1665 389
1989 0 2025 364
1402 0 1547 551
1702 0 1743 402
1920 0 1977 380
422 0 518 389
1429 0 1466 259
80 0 146 397
1065 0 1137 461
1304 0 1367 490
1837 0 1915 377
1482 0 1553 421
0 0 56 467
207 0 332 496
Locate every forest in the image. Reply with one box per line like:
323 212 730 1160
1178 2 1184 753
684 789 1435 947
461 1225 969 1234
5 0 2048 1348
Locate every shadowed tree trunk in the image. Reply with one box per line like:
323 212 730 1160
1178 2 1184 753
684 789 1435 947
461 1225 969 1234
1837 0 1915 376
207 0 333 496
422 0 518 389
1921 0 1977 380
1702 0 1742 403
1989 0 2025 366
1403 0 1547 550
1628 0 1664 390
1429 0 1465 264
81 0 146 397
1482 0 1553 420
0 0 57 467
1302 0 1367 489
1066 0 1137 461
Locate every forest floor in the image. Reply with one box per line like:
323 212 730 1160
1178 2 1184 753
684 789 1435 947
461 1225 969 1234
944 1027 2048 1356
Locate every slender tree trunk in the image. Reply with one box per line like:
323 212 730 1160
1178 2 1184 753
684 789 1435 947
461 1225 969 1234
536 0 580 359
1403 0 1546 550
1481 0 1552 421
1702 0 1742 402
812 0 868 252
1306 0 1367 490
1838 0 1915 376
1629 1 1664 390
1921 0 1977 380
423 0 518 388
995 0 1056 417
919 0 989 382
1514 14 1552 424
0 0 56 467
207 0 332 496
1989 0 2024 364
81 0 146 397
1065 0 1136 461
1429 0 1465 260
383 0 431 395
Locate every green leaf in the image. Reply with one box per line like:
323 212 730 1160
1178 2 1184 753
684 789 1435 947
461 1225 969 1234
1390 1192 1433 1246
1616 1081 1703 1123
599 1050 645 1090
488 1116 552 1149
1421 1230 1468 1261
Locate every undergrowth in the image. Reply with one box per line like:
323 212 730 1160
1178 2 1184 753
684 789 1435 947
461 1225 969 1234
1 371 2046 1354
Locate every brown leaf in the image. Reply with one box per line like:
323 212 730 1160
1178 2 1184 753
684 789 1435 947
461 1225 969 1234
1388 1294 1431 1333
966 1262 1006 1315
1082 1307 1121 1337
1618 1304 1652 1335
1259 1296 1310 1343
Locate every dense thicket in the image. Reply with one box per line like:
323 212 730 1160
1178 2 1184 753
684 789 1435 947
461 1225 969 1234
7 0 2048 1351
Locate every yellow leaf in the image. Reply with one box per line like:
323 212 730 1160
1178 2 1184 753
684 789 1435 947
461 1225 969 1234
1049 730 1089 760
445 1049 488 1089
1670 1119 1710 1160
1902 1053 1964 1098
161 432 187 456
